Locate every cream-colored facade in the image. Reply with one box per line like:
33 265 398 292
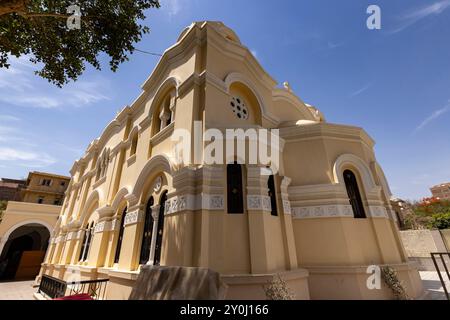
39 21 423 300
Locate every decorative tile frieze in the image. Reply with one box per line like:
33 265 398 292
55 235 66 243
94 221 104 233
247 195 272 212
66 231 77 241
282 200 291 215
292 205 353 219
165 194 194 214
207 195 224 210
292 204 391 220
124 209 144 226
368 206 389 219
109 218 121 231
164 193 224 214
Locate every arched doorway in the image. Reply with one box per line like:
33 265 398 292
0 223 50 280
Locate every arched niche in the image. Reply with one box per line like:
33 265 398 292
131 154 174 207
148 77 180 136
333 154 380 198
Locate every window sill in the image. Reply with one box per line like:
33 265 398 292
92 176 106 189
127 154 137 167
150 122 174 147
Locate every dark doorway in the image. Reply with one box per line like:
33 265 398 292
114 207 127 264
268 175 278 216
343 169 367 219
0 225 49 281
227 162 244 214
154 191 168 266
139 197 154 264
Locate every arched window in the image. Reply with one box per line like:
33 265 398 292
139 197 154 264
154 191 168 266
343 170 366 219
114 207 127 264
79 222 94 262
152 90 175 137
95 149 110 181
130 133 138 156
227 162 244 214
268 175 278 216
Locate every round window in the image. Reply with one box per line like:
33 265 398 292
230 96 249 120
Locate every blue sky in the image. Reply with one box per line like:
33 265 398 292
1 0 450 201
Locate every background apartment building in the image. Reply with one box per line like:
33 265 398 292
430 182 450 201
20 172 70 206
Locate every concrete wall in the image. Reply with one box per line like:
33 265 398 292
399 229 449 270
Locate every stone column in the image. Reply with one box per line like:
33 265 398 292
278 176 298 270
159 110 170 131
120 204 145 270
147 205 161 265
246 165 273 274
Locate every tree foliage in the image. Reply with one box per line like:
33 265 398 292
0 0 160 86
0 200 7 223
407 197 450 230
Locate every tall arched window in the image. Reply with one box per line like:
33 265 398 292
139 197 154 264
343 170 366 219
79 222 94 262
227 162 244 214
268 175 278 216
154 191 168 266
114 207 127 264
130 133 138 156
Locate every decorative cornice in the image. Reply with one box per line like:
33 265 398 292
280 123 375 150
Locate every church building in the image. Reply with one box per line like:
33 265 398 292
38 21 423 300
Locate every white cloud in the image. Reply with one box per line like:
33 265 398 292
350 83 372 97
392 0 450 33
0 56 110 109
415 103 450 132
0 147 56 167
163 0 182 16
0 115 20 122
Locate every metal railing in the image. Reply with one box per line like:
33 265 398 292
66 278 109 300
38 274 67 299
430 252 450 300
38 274 109 300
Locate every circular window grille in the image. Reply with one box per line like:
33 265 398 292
230 96 249 120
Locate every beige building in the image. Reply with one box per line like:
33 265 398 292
430 182 450 201
0 171 69 280
38 21 423 300
21 172 70 205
